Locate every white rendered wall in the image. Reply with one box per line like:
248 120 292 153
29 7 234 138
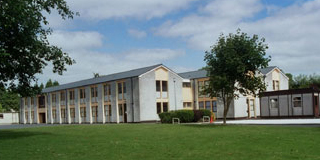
0 113 19 124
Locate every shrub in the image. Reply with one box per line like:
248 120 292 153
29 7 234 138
193 109 212 122
158 110 194 123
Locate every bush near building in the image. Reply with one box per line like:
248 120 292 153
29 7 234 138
158 109 212 123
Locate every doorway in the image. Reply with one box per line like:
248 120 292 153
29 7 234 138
314 96 319 117
39 113 46 123
118 103 127 123
247 99 256 118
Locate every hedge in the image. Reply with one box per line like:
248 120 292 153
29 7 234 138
158 109 212 123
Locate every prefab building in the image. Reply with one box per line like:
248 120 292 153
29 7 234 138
260 87 320 118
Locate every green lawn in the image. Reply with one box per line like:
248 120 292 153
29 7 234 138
0 124 319 160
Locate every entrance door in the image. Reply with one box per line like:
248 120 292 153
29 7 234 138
39 113 46 123
314 96 319 117
248 99 255 118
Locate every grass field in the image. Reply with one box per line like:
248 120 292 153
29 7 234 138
0 124 319 160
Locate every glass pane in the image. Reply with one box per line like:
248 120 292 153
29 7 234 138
123 82 126 93
212 101 217 112
162 81 168 92
199 102 204 109
119 104 123 116
163 103 168 112
156 81 161 92
118 83 122 94
157 103 161 114
205 101 211 110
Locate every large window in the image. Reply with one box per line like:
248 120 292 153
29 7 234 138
91 86 98 102
80 88 86 104
0 114 3 119
61 109 66 118
198 101 204 109
273 80 279 91
205 101 211 110
156 80 168 99
118 82 126 100
156 102 169 113
80 107 86 118
39 96 45 108
52 109 56 119
270 98 278 108
52 94 56 104
293 97 302 107
198 81 204 97
60 91 65 102
212 101 217 112
70 108 75 118
69 90 75 105
104 105 112 116
104 84 111 102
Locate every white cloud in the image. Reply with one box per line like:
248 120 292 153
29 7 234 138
127 29 147 39
124 48 185 62
154 0 320 74
48 30 103 51
66 0 198 20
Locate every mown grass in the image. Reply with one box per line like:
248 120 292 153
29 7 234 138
0 124 319 160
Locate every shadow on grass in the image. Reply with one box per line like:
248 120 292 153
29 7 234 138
0 130 51 140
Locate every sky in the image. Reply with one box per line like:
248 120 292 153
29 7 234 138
37 0 320 85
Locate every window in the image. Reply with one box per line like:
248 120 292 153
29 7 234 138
119 104 123 116
273 80 279 91
25 112 28 120
293 97 302 107
205 101 211 110
70 108 75 118
118 83 122 94
80 89 86 99
0 113 3 119
39 96 45 108
212 101 217 112
92 106 98 118
118 82 126 100
162 81 168 92
52 109 56 119
104 105 112 116
199 101 204 109
157 102 161 114
80 107 86 117
183 82 191 88
156 81 161 92
104 84 111 102
204 81 210 97
183 102 192 108
31 112 34 120
52 94 56 103
61 109 66 118
270 98 278 108
123 82 126 94
60 91 65 101
69 90 75 100
163 102 168 112
198 81 204 97
91 87 98 98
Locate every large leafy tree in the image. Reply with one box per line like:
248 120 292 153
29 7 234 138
0 0 76 97
204 29 271 124
0 86 19 112
286 73 320 89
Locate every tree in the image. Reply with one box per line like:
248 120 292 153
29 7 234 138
0 86 20 112
287 73 320 89
204 29 270 124
45 79 59 88
0 0 77 97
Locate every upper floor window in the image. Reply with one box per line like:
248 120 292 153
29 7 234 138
52 94 56 103
39 96 45 108
60 91 65 101
80 89 86 99
24 98 28 106
118 82 126 100
273 80 279 91
69 90 75 100
91 87 98 98
156 80 168 99
104 84 111 102
198 81 204 97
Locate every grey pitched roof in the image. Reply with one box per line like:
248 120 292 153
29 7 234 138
258 66 277 75
179 70 207 79
42 64 162 93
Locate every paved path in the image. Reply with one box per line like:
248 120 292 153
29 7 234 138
0 124 64 130
214 118 320 125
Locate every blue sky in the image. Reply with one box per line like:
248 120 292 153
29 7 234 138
39 0 320 84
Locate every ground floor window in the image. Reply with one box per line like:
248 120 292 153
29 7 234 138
61 109 66 118
156 102 168 114
118 104 126 116
25 112 28 120
270 98 278 108
199 100 217 112
212 101 217 112
183 102 192 108
80 107 86 118
104 105 112 116
70 108 75 118
199 102 204 109
293 97 302 107
52 109 56 119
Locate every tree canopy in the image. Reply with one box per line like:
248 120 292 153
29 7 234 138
45 79 59 88
204 29 270 124
0 0 76 97
286 73 320 89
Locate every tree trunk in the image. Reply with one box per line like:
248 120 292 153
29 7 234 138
223 95 232 125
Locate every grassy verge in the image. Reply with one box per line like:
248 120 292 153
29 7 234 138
0 124 319 160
